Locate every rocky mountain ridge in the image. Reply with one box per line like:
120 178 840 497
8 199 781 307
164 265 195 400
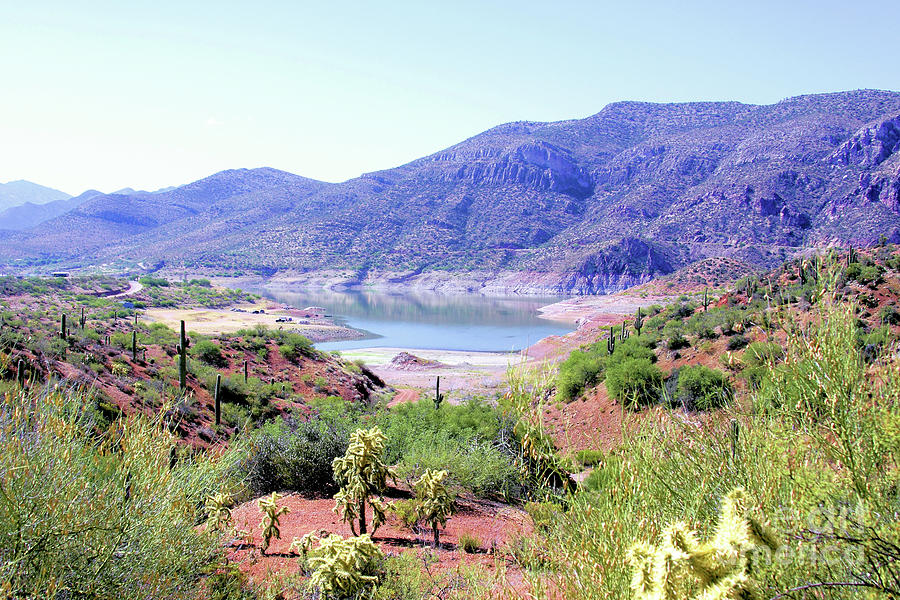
3 90 900 294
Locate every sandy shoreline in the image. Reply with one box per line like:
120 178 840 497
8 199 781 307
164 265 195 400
143 302 362 343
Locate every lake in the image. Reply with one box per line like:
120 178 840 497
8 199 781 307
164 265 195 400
250 287 574 352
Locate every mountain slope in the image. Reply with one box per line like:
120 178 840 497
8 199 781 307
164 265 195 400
4 90 900 293
0 190 101 230
0 180 71 212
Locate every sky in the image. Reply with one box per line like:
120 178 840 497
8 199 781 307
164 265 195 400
1 0 898 195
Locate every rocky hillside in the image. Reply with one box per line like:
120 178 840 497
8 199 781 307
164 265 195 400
4 90 900 293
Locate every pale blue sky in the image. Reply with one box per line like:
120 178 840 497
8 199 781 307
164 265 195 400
1 0 897 195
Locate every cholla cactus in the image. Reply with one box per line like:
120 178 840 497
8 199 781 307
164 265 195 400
258 492 290 553
205 492 233 530
413 469 454 547
307 533 383 598
332 427 395 535
289 531 321 557
627 488 779 600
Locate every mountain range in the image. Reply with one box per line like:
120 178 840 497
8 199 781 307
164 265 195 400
2 89 900 294
0 180 71 213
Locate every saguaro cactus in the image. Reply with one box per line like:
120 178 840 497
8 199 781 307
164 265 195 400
214 373 222 426
131 330 137 361
243 360 248 384
16 359 25 386
730 419 740 463
176 320 188 393
607 326 616 355
79 307 86 329
434 376 443 409
703 288 710 312
59 313 66 341
634 307 644 336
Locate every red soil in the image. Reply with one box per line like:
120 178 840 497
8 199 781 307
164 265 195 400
225 489 532 592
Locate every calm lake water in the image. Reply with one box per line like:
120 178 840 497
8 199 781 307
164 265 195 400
250 288 574 352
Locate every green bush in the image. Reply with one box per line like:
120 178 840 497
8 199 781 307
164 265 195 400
666 332 690 351
0 385 231 598
743 341 783 367
726 334 749 351
606 336 656 368
556 349 605 401
235 416 351 496
605 358 663 408
192 339 226 367
675 365 733 411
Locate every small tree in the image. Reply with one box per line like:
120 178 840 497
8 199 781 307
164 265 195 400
413 469 454 547
332 427 395 536
258 491 289 553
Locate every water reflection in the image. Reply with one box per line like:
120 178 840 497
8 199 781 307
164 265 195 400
250 287 573 352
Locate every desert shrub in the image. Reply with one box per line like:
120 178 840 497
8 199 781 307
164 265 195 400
573 449 605 467
236 416 351 496
394 432 519 500
665 332 690 351
880 305 900 325
743 341 784 366
675 365 733 410
192 339 226 367
458 532 482 553
0 385 227 598
145 322 177 345
137 275 170 288
377 398 504 461
555 349 605 401
605 358 663 408
606 336 656 368
726 334 750 351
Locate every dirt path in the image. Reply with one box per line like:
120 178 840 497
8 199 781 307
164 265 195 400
109 280 143 298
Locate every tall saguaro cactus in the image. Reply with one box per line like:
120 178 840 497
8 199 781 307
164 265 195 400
131 331 138 361
59 313 67 341
176 320 188 393
214 373 222 426
634 307 644 336
607 326 616 355
79 307 86 329
434 376 443 409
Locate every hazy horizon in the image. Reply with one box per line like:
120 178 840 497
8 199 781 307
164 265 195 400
2 0 899 195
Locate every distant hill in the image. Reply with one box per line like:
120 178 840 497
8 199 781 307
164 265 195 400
0 190 102 231
0 180 71 212
4 90 900 293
